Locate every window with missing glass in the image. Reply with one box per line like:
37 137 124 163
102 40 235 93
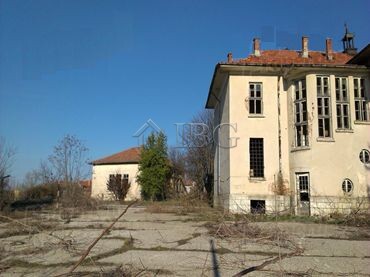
294 79 308 147
249 83 263 115
335 77 350 129
249 138 264 178
359 149 370 164
342 179 353 194
354 78 369 121
317 76 332 138
109 174 121 181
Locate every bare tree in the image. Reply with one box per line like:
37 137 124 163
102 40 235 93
0 138 16 209
48 134 89 185
168 147 187 196
181 110 214 200
24 160 56 187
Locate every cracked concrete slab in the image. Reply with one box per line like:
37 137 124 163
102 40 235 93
1 204 370 276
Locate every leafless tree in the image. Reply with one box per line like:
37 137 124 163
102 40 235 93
0 137 16 208
48 134 89 185
24 160 56 187
181 110 214 200
168 147 187 196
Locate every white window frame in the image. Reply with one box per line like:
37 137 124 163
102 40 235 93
335 77 351 130
249 83 263 115
294 79 309 147
354 78 369 122
317 76 332 138
296 172 310 201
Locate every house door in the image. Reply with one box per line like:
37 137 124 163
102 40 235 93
296 173 310 216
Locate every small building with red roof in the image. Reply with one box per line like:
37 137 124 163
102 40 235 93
91 147 141 200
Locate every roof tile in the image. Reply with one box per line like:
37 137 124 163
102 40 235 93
224 50 352 66
92 147 141 165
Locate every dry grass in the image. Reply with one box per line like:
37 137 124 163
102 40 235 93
144 195 212 215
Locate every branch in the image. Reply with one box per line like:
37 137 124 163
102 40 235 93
61 200 137 275
232 247 303 277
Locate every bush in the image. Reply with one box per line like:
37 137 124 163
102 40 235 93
59 183 96 209
21 183 59 200
107 174 131 201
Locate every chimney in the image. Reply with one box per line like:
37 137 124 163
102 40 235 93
253 38 261 56
227 52 233 63
326 38 333 60
301 36 308 58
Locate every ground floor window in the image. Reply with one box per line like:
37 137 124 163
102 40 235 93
249 138 264 178
250 200 265 214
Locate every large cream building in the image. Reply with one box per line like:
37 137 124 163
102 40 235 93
206 32 370 215
91 147 141 201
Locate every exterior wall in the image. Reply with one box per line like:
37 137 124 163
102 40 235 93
289 73 370 215
91 163 140 201
226 75 290 212
213 76 231 209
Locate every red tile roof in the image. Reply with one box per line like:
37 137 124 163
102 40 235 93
224 50 352 66
92 147 141 165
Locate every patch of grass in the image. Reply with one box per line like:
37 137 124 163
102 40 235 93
176 232 202 246
143 198 212 215
86 237 135 263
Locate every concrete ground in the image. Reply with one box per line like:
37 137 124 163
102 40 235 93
0 204 369 276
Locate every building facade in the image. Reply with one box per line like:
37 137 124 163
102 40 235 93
206 34 370 215
91 147 141 200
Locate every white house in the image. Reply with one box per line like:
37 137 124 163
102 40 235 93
206 30 370 215
91 147 141 200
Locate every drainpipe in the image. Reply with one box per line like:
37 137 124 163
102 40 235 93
276 75 282 214
277 75 282 175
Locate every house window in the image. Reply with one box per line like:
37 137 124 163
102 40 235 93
249 138 264 178
123 174 129 180
317 76 332 138
335 77 350 129
359 149 370 164
294 79 308 146
250 200 266 214
354 78 369 121
109 174 121 181
249 83 263 114
342 179 353 194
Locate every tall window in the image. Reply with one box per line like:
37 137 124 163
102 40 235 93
317 76 331 138
354 78 369 121
249 138 264 178
249 83 263 114
335 77 350 129
294 79 308 146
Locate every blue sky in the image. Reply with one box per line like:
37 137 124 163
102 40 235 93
0 0 369 182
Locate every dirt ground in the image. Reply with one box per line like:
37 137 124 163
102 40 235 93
0 204 369 276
